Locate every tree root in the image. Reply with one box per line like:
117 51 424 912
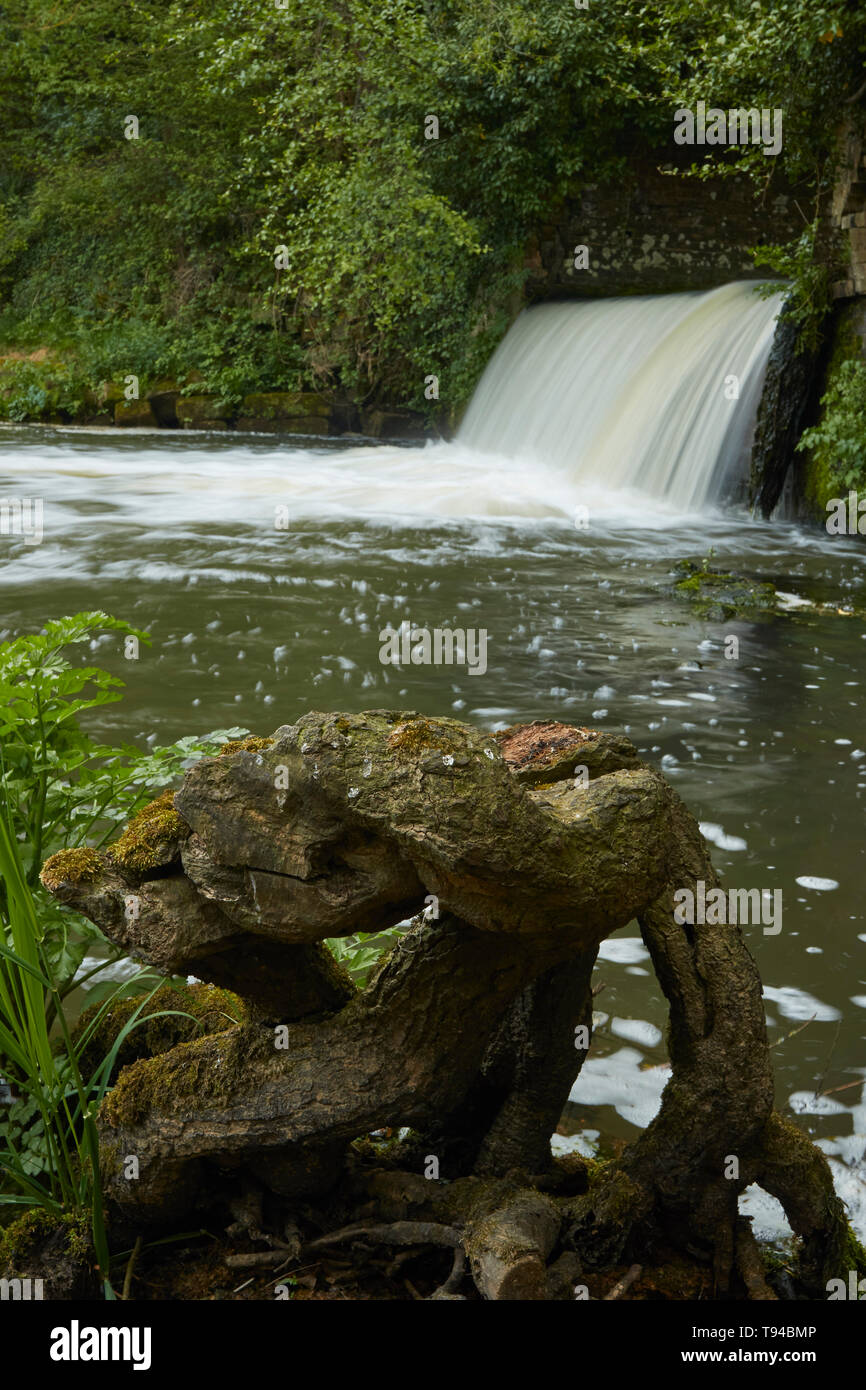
41 711 859 1298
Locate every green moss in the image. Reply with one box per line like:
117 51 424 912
798 309 865 521
841 1223 866 1279
386 717 464 758
40 845 104 891
101 1022 269 1128
219 734 275 756
673 557 778 621
0 1209 90 1272
107 788 189 872
74 981 245 1082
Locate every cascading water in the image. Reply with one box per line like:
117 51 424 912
0 282 784 528
458 281 783 512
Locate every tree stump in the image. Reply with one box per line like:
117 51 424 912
42 711 861 1298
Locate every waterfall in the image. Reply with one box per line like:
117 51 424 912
458 281 783 511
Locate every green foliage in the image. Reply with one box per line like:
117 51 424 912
0 611 246 1002
1 2 864 408
797 357 866 492
657 2 865 353
326 925 408 987
752 223 837 355
0 612 255 1291
0 354 91 422
0 800 206 1298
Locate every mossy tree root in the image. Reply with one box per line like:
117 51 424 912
40 711 858 1298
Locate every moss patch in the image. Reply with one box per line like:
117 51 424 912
797 306 866 522
219 734 275 756
673 557 778 621
386 717 465 758
101 1022 270 1128
107 789 189 872
74 981 245 1083
0 1208 91 1272
841 1223 866 1280
40 846 104 891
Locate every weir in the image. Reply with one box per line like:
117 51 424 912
459 281 784 511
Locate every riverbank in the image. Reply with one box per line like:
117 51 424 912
0 343 441 440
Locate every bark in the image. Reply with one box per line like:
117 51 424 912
470 950 598 1176
95 914 575 1223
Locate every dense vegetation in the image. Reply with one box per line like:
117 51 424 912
1 0 865 420
0 614 404 1288
0 613 243 1279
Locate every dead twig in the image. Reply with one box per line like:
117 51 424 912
386 1247 421 1278
225 1251 289 1270
820 1078 864 1098
770 1014 816 1048
305 1221 462 1252
813 1019 842 1102
604 1263 642 1300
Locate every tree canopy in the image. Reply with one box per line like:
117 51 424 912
1 0 864 411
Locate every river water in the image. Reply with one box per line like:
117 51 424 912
1 421 865 1240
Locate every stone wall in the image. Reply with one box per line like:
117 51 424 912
524 155 803 300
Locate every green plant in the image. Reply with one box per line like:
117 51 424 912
0 802 202 1297
752 222 836 355
326 924 408 987
797 357 866 492
0 611 247 1007
3 2 865 414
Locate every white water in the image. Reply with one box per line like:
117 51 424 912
459 281 783 512
0 281 783 527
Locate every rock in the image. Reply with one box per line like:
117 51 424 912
176 394 233 428
236 390 330 435
750 307 821 517
672 557 778 621
360 408 429 439
146 378 181 427
114 399 158 427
